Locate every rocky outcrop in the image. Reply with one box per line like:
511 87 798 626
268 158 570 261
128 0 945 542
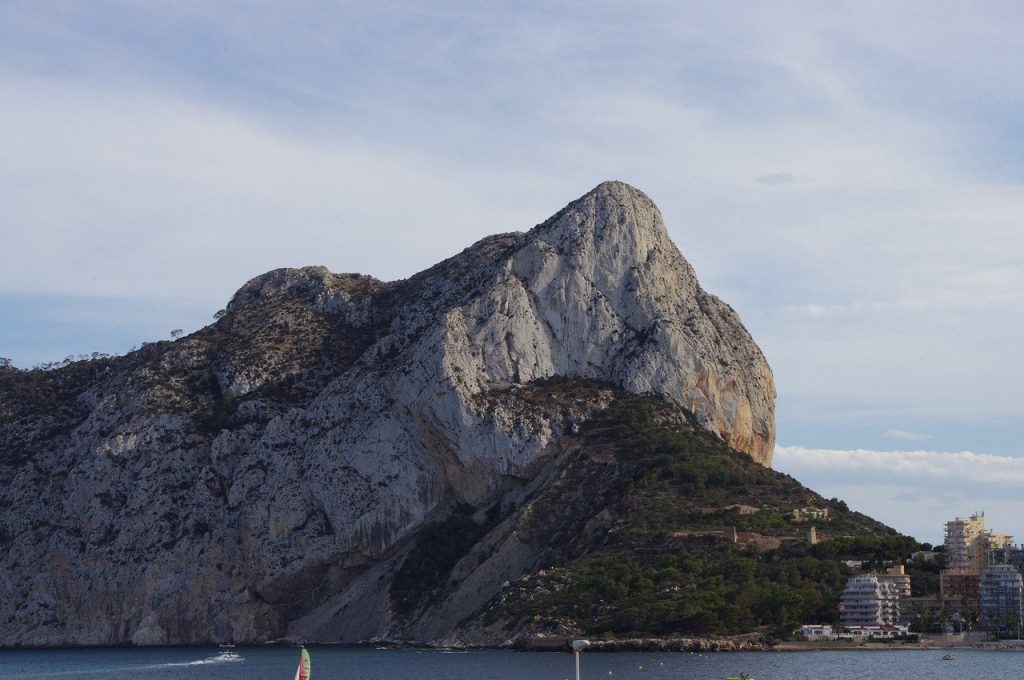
0 181 774 646
513 634 771 652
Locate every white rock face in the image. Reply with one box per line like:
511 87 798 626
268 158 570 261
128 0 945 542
453 182 775 464
0 181 774 645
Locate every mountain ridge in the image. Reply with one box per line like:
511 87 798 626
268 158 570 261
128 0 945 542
0 181 782 646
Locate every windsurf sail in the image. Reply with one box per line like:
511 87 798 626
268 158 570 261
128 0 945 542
293 647 311 680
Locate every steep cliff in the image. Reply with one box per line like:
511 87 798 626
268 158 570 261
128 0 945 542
0 181 776 646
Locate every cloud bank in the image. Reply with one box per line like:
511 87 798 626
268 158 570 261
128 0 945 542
775 445 1024 545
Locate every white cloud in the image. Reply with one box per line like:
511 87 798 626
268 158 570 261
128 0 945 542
783 268 1024 319
0 76 550 305
884 429 933 442
776 446 1024 483
775 445 1024 544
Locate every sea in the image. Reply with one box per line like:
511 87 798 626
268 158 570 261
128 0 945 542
0 646 1020 680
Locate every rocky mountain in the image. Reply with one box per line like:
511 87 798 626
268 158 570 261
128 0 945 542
439 391 920 646
0 181 778 646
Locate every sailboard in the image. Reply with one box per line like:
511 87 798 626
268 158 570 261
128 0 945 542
293 646 311 680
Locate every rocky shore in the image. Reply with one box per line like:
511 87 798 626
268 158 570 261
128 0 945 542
514 633 771 652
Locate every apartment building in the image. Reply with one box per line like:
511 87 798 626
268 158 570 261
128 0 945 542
876 565 911 599
840 576 900 627
980 564 1023 635
941 512 1013 608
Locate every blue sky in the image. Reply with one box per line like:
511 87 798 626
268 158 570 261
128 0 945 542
1 2 1022 543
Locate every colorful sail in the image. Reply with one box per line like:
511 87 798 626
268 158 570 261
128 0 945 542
293 647 311 680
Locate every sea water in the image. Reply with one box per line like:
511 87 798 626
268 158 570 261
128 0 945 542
0 646 1020 680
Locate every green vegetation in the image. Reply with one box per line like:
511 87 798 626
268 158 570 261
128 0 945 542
906 552 944 597
495 393 925 639
531 542 846 638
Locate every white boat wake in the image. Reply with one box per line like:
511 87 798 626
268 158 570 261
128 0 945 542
145 650 243 668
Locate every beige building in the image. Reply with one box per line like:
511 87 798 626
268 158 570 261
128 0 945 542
945 513 986 572
944 512 1013 574
941 512 1013 606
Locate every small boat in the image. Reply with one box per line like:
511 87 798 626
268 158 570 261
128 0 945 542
293 646 311 680
942 654 955 661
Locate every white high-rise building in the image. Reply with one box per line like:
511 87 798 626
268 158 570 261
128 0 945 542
840 576 900 627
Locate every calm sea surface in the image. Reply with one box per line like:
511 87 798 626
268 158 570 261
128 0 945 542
0 647 1020 680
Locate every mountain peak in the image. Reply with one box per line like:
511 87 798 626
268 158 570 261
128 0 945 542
536 180 667 245
0 182 775 646
583 179 653 202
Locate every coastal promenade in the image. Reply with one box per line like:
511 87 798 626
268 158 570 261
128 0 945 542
776 634 1024 652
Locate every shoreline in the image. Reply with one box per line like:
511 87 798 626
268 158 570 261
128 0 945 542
5 635 1024 653
774 639 1024 653
773 641 925 652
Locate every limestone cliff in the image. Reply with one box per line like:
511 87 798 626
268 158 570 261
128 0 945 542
0 181 775 645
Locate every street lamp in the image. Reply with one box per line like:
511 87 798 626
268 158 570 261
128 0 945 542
571 639 591 680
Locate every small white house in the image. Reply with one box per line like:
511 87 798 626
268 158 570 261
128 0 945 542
799 624 834 640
